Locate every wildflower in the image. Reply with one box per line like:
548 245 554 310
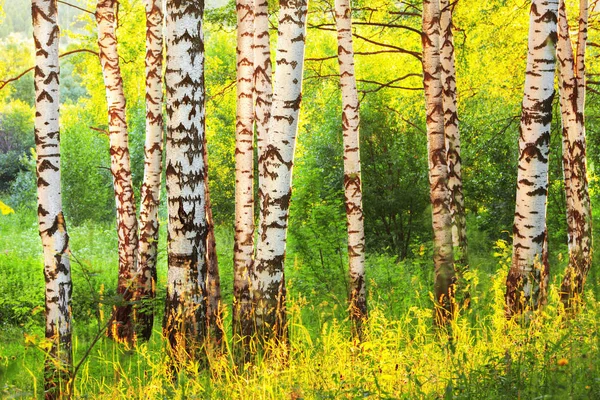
557 358 568 366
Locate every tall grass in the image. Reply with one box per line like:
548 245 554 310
1 210 600 398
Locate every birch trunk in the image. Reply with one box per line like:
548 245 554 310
233 0 255 344
163 0 208 359
135 0 164 342
334 0 367 331
505 0 557 317
557 0 592 307
440 0 467 268
32 0 73 396
96 0 139 344
254 0 273 161
253 0 309 343
422 0 455 325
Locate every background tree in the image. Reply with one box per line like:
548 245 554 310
334 0 367 332
505 0 558 317
422 0 455 324
134 0 164 342
32 0 73 396
557 0 592 307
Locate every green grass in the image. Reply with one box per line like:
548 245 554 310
1 209 600 398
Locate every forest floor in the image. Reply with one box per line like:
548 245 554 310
1 209 600 399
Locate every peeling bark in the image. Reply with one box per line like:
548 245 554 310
506 0 557 318
32 0 73 397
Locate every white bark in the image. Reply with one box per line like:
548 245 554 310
422 0 455 324
164 0 208 357
334 0 367 327
506 0 558 316
96 0 139 343
233 0 255 340
135 0 164 342
253 0 309 341
32 0 73 394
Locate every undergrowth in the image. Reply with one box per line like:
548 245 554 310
1 210 600 398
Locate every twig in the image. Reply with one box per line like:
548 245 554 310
57 0 95 15
0 49 98 91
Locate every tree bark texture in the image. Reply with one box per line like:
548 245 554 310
557 0 592 307
422 0 456 325
96 0 139 344
440 0 467 267
204 139 223 351
32 0 73 397
233 0 255 345
505 0 558 318
163 0 208 360
254 0 273 162
253 0 309 343
334 0 367 330
135 0 164 343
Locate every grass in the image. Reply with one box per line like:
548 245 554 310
1 209 600 398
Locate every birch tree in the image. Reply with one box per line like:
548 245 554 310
163 0 208 359
422 0 455 324
556 0 592 307
253 0 309 343
96 0 139 344
233 0 255 344
135 0 164 342
32 0 73 396
334 0 367 331
439 0 467 267
505 0 558 317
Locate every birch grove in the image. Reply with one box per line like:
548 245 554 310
32 0 73 396
557 0 592 307
96 0 139 344
334 0 367 329
505 0 558 317
163 0 209 358
422 0 456 324
233 0 255 344
253 0 309 343
135 0 164 342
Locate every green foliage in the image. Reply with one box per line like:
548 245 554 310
0 100 34 192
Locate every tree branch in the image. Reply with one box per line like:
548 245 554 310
0 49 99 91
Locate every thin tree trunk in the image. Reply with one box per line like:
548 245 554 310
334 0 367 333
163 0 208 361
135 0 164 343
422 0 455 325
233 0 255 347
505 0 557 318
440 0 467 268
204 138 223 351
253 0 309 344
96 0 139 344
557 0 592 307
32 0 73 397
